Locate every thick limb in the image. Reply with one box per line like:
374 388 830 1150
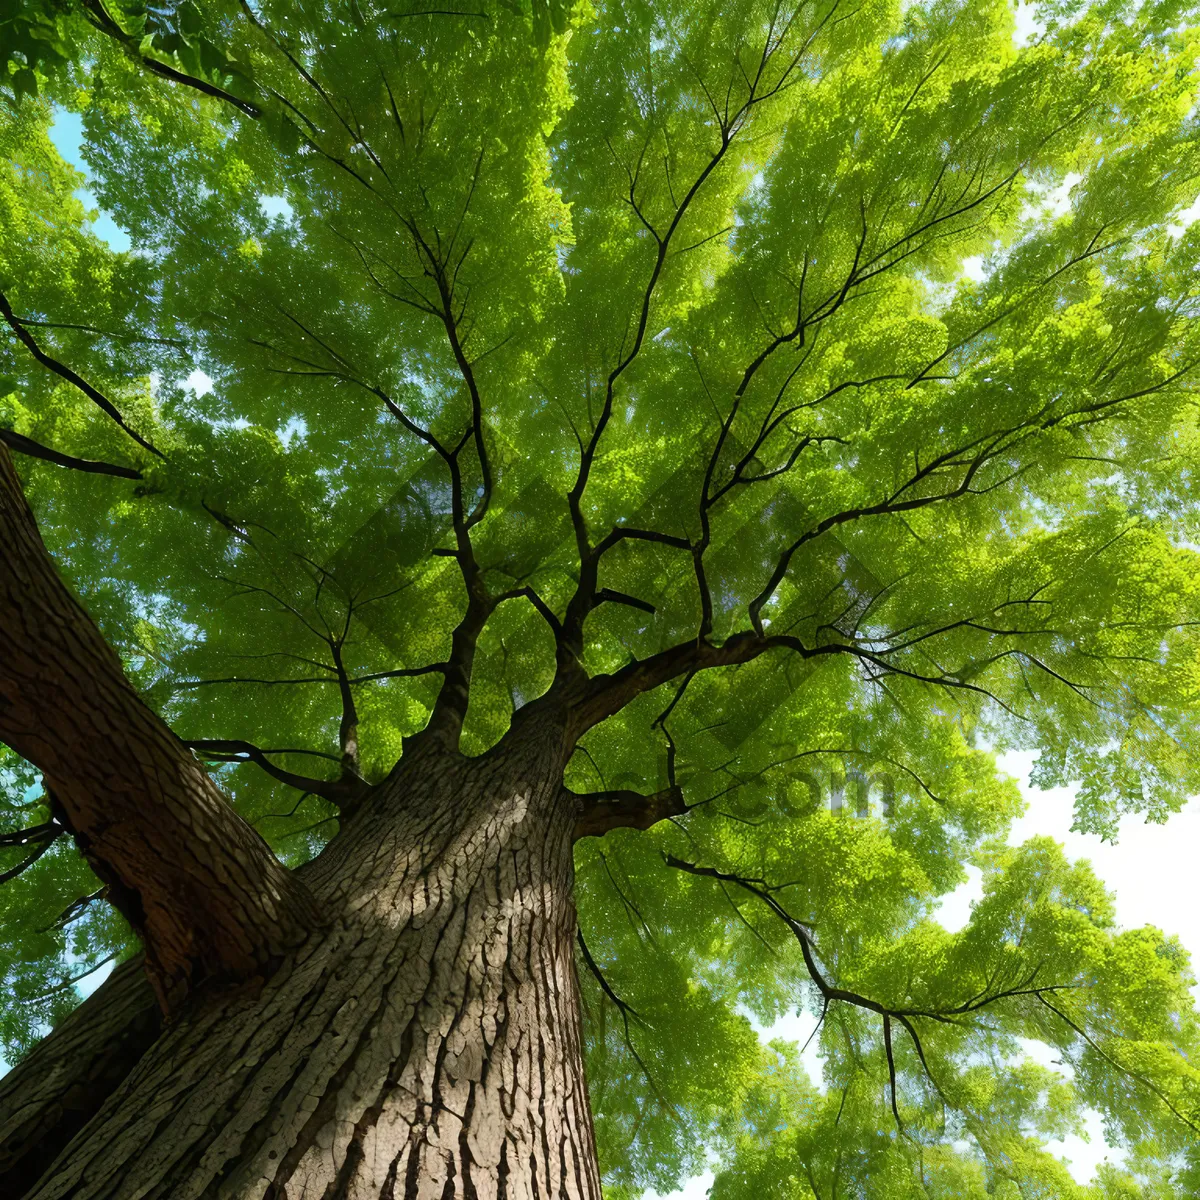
0 445 320 1011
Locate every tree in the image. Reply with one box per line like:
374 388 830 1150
2 0 1200 1194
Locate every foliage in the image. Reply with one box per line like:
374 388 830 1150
3 0 1200 1192
0 746 126 1062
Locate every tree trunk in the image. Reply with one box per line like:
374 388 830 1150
12 713 603 1200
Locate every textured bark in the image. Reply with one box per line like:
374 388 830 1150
15 711 603 1200
0 444 320 1010
0 959 160 1196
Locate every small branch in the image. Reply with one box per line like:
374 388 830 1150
175 675 339 689
42 886 107 932
595 588 657 615
576 928 680 1121
12 319 186 350
349 663 447 684
0 291 164 460
0 821 60 850
1036 994 1200 1137
81 0 263 119
26 950 122 1004
329 642 361 779
664 854 1083 1131
495 585 565 639
0 824 61 886
576 929 644 1024
185 739 369 811
883 1013 902 1128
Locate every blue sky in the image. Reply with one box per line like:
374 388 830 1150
46 109 131 253
47 107 294 244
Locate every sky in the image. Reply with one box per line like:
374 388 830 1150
45 109 130 253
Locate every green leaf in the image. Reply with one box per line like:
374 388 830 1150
177 1 203 36
10 67 37 100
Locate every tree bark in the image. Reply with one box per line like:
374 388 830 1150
12 713 603 1200
0 958 160 1196
0 444 319 1011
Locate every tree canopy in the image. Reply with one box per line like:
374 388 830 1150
4 0 1200 1194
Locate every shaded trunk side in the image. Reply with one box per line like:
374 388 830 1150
23 724 603 1200
0 959 159 1196
0 444 318 1011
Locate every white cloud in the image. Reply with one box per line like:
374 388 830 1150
1168 194 1200 238
184 370 214 397
645 1169 714 1200
960 255 987 283
1014 1 1046 46
935 863 984 931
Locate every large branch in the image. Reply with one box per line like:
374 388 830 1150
252 295 487 752
0 429 143 480
570 784 685 840
0 444 320 1012
415 227 495 750
566 630 790 738
558 21 812 661
184 739 369 812
560 329 1169 739
565 617 1022 744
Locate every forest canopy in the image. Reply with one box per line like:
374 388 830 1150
4 0 1200 1197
